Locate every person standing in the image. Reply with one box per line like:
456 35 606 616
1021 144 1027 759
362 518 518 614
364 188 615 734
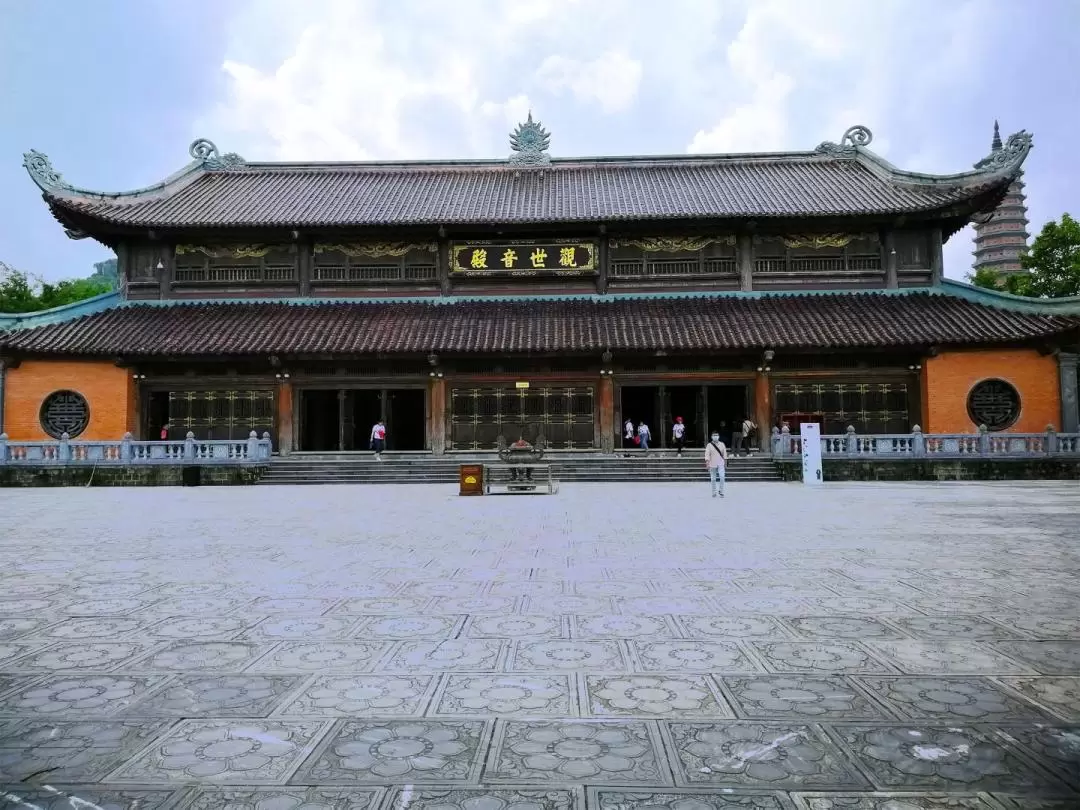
159 423 171 441
741 417 758 455
637 421 652 452
705 430 728 497
672 416 686 456
370 419 386 461
624 418 635 451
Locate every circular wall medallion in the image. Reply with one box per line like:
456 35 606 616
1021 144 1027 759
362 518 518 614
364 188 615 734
966 379 1021 431
39 390 90 439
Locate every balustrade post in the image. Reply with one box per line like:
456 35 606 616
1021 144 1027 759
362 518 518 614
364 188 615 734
845 425 857 455
1046 424 1057 455
771 426 781 455
184 431 196 462
912 425 925 457
247 430 259 460
780 424 791 455
0 432 7 465
977 424 989 456
59 432 72 463
121 432 133 463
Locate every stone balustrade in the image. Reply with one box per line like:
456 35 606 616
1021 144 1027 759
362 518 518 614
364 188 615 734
0 431 272 466
773 423 1080 458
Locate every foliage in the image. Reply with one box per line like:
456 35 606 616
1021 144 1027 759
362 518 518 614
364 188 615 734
1 260 116 314
969 213 1080 298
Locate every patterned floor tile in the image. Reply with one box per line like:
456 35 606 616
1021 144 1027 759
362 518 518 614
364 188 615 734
335 597 433 614
248 641 390 672
244 614 362 641
632 641 761 673
175 786 384 809
855 676 1053 721
0 787 182 809
434 674 572 716
133 641 268 672
468 615 565 639
829 724 1068 792
360 615 465 639
997 676 1080 721
523 595 612 615
585 674 731 717
988 796 1080 809
384 640 505 672
491 580 565 596
488 720 666 783
0 674 168 717
10 642 159 672
142 616 253 640
751 642 892 674
0 617 55 640
576 615 677 639
34 617 147 640
615 596 714 615
294 719 486 783
992 641 1080 674
512 640 626 671
890 616 1023 640
989 616 1080 640
401 580 484 597
436 596 522 614
591 789 791 810
246 597 340 613
388 787 581 810
110 719 328 783
996 725 1080 789
573 580 656 597
865 641 1033 675
784 617 907 641
666 721 869 788
677 616 791 640
277 674 433 716
722 675 889 720
0 720 172 782
789 793 994 810
123 674 302 717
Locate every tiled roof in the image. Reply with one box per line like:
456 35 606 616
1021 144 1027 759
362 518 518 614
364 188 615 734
2 292 1076 357
46 158 1000 229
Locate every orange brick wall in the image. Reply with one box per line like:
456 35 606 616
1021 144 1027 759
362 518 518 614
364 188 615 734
921 349 1060 433
3 361 136 441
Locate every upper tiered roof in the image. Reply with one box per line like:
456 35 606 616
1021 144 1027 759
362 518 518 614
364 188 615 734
22 121 1033 241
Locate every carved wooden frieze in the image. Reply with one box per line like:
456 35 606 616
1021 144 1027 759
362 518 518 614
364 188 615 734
315 242 437 259
609 236 736 252
175 245 286 259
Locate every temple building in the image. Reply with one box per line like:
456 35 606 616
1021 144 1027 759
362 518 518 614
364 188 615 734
972 121 1032 280
1 119 1078 454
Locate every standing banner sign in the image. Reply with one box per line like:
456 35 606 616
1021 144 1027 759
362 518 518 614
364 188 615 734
801 423 823 485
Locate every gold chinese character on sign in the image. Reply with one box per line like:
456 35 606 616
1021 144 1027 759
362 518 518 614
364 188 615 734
501 249 517 268
529 248 548 268
470 249 488 269
558 247 577 268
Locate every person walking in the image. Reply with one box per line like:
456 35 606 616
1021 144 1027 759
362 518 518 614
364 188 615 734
370 419 386 461
741 417 758 455
637 421 651 452
624 418 635 452
705 430 728 498
672 416 686 456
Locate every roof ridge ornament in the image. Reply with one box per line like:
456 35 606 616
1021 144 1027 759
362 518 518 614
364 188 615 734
22 150 71 193
189 138 246 171
973 129 1032 173
508 112 551 165
814 125 873 156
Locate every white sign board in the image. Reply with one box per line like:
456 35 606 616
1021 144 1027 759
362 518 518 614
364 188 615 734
801 422 823 485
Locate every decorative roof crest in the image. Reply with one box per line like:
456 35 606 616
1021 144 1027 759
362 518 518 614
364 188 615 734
508 112 551 165
973 129 1032 173
815 125 873 156
22 150 70 193
189 138 246 170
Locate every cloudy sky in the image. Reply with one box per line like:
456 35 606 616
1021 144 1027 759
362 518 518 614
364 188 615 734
1 0 1077 282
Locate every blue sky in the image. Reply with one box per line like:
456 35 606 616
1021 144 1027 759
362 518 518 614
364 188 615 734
2 0 1077 282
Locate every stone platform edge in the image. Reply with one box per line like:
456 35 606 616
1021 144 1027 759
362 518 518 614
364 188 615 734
777 457 1080 481
0 464 269 487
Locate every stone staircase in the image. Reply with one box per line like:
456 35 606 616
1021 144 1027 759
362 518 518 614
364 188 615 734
258 452 784 485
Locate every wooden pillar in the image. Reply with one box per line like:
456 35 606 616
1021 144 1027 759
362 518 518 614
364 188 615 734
754 371 771 450
0 358 8 436
438 238 452 296
1059 352 1079 434
298 240 313 297
337 389 346 452
929 226 944 285
597 236 609 295
884 230 899 289
428 377 447 454
737 234 753 291
598 375 614 453
276 381 294 455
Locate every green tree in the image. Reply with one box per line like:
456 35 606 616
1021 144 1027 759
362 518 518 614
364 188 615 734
968 213 1080 298
0 261 115 314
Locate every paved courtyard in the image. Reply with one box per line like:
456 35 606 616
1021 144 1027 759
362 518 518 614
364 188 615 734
0 481 1077 809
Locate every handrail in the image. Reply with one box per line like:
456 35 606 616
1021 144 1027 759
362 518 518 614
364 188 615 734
0 430 272 465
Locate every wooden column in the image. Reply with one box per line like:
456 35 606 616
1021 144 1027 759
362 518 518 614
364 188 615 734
597 236 609 295
0 358 7 436
738 234 753 291
598 375 615 453
929 226 944 285
884 230 899 289
438 239 452 296
428 377 447 454
754 371 771 451
276 381 294 455
1060 352 1079 434
298 240 313 297
337 389 346 452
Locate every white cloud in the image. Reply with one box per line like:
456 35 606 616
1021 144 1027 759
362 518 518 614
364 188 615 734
535 51 643 113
